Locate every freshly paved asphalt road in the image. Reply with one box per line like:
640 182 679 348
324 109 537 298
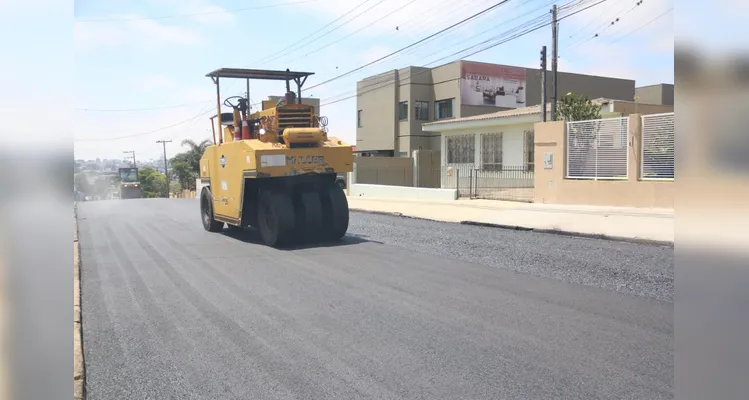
78 198 673 400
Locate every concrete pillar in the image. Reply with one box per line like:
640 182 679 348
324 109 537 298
627 113 642 182
412 150 420 187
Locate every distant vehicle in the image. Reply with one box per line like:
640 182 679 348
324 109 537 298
118 167 143 199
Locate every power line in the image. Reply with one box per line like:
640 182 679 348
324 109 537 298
75 0 320 23
221 0 380 98
564 0 617 39
284 0 422 64
609 7 672 44
74 103 215 142
76 101 207 112
306 0 516 92
322 0 567 103
319 0 605 107
252 0 378 66
372 0 494 63
566 0 641 49
324 0 552 99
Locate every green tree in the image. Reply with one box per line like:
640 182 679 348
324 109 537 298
138 167 167 198
556 92 602 122
180 138 212 172
171 160 196 191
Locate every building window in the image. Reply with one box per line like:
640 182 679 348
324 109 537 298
415 101 429 121
446 134 475 164
357 110 362 127
524 129 534 171
435 98 454 119
481 133 503 171
398 101 408 121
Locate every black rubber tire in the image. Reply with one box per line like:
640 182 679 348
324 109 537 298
257 189 296 247
319 181 349 241
226 224 243 232
201 187 224 232
294 189 323 244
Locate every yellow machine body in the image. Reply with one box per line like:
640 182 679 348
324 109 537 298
199 67 352 247
199 131 353 225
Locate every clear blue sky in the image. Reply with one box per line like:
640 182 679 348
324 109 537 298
9 0 677 161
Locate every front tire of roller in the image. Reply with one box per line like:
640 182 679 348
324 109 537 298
200 187 224 232
320 181 349 241
257 189 296 248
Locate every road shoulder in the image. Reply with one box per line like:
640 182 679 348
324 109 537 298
347 196 674 246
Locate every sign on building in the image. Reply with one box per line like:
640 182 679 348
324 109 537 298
460 61 527 108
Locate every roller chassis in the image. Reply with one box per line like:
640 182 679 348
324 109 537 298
200 174 349 248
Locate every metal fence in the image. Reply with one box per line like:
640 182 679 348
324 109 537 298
641 112 675 180
441 164 534 202
566 117 629 180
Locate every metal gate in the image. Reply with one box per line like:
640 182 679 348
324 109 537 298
443 165 535 202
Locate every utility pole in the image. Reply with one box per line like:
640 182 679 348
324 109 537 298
540 45 547 122
156 140 172 198
123 150 136 167
550 4 559 121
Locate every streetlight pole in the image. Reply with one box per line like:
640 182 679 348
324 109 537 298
156 140 172 198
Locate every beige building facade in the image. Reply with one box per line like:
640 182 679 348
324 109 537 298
356 60 636 157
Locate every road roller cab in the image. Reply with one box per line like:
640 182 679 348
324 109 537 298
198 67 353 247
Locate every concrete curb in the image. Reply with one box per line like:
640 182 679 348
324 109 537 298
349 208 444 224
350 208 673 247
459 221 674 247
73 204 85 400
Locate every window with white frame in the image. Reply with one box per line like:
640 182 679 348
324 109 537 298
415 101 429 121
446 134 474 164
481 133 503 171
435 98 454 120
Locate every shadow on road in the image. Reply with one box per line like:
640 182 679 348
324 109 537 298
220 227 382 250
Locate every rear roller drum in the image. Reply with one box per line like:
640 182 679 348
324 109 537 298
319 181 349 241
257 189 296 247
294 189 323 244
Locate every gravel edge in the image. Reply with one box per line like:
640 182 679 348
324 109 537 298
74 204 86 400
350 208 674 248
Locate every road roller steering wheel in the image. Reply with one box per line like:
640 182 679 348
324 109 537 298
223 96 245 109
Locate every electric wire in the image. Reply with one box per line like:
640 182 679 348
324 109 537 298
76 101 207 112
282 0 423 64
75 0 321 23
305 0 517 92
609 6 672 44
253 0 383 66
566 0 642 49
320 0 606 107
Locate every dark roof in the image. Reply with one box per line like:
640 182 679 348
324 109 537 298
205 68 314 80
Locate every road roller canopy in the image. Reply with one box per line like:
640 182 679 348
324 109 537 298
205 68 314 81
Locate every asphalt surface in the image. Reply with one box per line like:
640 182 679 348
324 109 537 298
78 198 673 400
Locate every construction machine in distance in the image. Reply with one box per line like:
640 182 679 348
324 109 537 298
199 68 353 247
118 167 143 199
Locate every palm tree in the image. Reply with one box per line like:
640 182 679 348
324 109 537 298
180 138 212 172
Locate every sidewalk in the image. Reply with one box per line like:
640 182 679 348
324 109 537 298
346 196 674 245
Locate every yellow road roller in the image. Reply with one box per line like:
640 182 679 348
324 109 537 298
199 68 353 247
